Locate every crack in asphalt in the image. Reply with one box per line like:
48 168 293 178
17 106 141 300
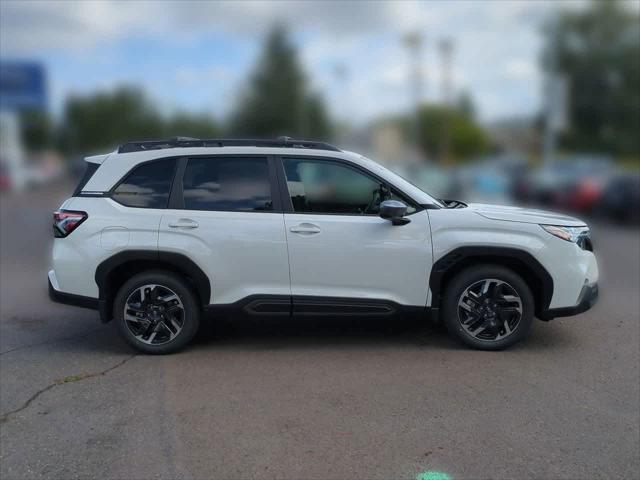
0 355 137 423
0 327 107 356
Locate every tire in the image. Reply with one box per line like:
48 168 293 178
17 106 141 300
441 265 534 351
113 270 200 354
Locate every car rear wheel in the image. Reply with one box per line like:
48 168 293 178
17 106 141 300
114 271 200 354
442 265 534 350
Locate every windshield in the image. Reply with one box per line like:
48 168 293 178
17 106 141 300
358 155 445 208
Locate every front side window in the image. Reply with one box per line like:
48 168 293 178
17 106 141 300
182 157 273 212
282 158 416 215
112 158 177 208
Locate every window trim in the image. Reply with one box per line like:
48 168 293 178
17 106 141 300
275 155 423 217
170 154 282 213
104 153 424 215
72 162 100 196
168 157 188 209
109 156 180 209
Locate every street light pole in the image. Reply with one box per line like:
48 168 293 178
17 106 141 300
438 38 454 164
543 73 568 166
333 62 349 145
403 31 425 153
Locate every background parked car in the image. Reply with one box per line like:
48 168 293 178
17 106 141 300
455 154 528 205
518 156 613 214
403 164 459 201
599 172 640 225
0 162 10 191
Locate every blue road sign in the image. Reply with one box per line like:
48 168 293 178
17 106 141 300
0 61 47 111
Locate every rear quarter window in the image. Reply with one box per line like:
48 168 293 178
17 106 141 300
72 162 100 196
112 158 177 208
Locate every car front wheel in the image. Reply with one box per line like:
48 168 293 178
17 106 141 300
442 265 534 350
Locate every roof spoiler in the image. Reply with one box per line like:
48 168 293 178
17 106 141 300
84 153 112 164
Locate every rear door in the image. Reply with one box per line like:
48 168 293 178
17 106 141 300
278 156 432 311
159 156 291 307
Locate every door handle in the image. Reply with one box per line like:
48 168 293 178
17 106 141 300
290 223 321 234
168 219 199 229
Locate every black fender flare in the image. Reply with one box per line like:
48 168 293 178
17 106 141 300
95 250 211 322
428 246 553 313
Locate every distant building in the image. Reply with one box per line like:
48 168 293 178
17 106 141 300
487 116 540 155
369 123 427 167
0 61 48 190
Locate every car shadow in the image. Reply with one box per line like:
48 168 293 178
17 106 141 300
16 307 575 356
522 320 578 351
192 313 462 352
190 312 577 353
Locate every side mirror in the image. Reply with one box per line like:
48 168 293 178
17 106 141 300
379 200 410 226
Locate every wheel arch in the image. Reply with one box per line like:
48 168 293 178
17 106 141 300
95 250 211 323
429 247 553 317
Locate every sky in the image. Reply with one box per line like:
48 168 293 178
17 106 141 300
1 0 630 126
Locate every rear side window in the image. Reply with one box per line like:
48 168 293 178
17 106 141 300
72 162 99 196
112 158 177 208
182 157 273 212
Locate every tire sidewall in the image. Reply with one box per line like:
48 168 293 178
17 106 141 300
114 271 200 354
442 265 534 350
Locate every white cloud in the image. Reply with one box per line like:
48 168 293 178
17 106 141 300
0 0 570 55
175 66 234 87
505 59 537 80
0 0 597 123
1 0 427 54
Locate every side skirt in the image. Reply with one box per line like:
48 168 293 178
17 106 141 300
204 295 427 318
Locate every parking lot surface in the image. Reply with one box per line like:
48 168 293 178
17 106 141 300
1 184 639 480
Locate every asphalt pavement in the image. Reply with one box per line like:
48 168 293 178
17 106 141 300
1 183 639 480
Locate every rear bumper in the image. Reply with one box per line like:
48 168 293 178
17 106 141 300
538 283 598 320
48 272 98 310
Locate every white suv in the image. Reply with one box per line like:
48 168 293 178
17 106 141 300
49 138 599 353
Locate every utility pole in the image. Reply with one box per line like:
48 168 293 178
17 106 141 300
333 62 349 145
403 31 425 153
542 73 568 166
438 38 454 165
541 27 568 166
439 38 453 106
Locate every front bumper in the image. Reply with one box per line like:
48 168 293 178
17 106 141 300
538 283 599 320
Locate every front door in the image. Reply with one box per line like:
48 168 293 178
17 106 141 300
279 157 432 311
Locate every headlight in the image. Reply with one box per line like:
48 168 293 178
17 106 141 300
540 225 587 243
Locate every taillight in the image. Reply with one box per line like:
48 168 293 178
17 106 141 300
53 210 87 238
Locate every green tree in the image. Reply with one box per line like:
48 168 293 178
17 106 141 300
229 25 332 139
543 0 640 157
410 104 489 162
164 111 219 139
20 109 53 151
58 86 218 155
59 86 164 154
456 91 476 119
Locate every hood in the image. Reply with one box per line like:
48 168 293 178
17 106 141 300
468 203 587 226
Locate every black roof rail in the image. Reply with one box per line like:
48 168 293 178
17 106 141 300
117 137 341 153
